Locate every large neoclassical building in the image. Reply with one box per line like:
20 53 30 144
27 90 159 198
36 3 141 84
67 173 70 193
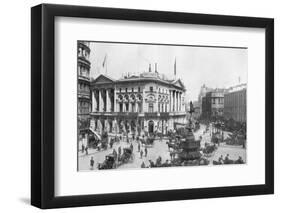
90 66 187 136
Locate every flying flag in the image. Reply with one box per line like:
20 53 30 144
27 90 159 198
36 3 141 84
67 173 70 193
102 54 108 75
102 54 107 67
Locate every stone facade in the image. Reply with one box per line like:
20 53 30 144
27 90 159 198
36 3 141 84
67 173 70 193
77 41 91 137
90 71 187 136
197 84 213 115
224 84 247 123
202 89 225 120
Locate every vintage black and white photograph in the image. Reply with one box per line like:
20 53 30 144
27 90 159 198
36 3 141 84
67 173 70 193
77 41 247 171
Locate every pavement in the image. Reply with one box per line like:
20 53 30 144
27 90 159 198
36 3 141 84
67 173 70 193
78 124 246 171
78 138 171 171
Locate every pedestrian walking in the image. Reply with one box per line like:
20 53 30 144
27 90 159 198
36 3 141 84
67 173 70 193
141 161 146 168
224 154 230 162
113 149 117 157
118 146 121 156
85 146 88 155
144 147 148 157
218 155 223 164
140 149 143 159
137 142 140 152
110 138 114 148
170 151 173 160
130 143 133 151
81 144 85 153
149 160 155 168
90 157 94 170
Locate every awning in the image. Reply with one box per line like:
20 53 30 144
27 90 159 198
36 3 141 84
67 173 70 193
89 128 101 140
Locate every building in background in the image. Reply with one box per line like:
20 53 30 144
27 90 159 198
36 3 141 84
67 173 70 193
90 64 187 136
201 89 226 120
77 41 92 141
191 101 201 120
197 84 213 116
224 84 247 123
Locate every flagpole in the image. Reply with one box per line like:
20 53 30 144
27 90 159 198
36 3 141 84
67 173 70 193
174 57 177 80
105 54 107 75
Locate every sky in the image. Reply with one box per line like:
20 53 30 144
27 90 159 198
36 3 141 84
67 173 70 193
88 42 247 101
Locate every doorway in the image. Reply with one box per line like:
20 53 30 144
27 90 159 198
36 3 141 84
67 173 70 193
148 120 154 134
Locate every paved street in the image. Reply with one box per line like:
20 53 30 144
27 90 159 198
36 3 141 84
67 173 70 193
78 138 171 171
78 124 246 171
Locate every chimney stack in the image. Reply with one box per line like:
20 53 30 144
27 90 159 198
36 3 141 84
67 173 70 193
155 63 158 73
149 64 151 72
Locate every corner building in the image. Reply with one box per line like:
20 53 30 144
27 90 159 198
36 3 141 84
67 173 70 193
224 84 247 123
90 71 187 136
77 41 91 138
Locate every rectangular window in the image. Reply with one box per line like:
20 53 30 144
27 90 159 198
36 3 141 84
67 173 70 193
150 86 153 92
149 103 154 112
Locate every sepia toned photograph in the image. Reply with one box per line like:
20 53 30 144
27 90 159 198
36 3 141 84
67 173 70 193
77 41 247 171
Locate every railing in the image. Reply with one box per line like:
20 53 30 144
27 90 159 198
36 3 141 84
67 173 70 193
160 112 169 118
78 56 91 65
78 91 90 99
144 112 158 117
78 75 90 81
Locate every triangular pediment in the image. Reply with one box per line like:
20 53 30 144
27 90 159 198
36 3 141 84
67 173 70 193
93 74 115 84
172 79 185 89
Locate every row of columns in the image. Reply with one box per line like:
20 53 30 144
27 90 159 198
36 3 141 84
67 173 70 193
92 89 184 113
169 90 184 112
92 89 115 112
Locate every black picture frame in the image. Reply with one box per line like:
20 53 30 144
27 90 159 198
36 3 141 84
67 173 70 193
31 3 274 209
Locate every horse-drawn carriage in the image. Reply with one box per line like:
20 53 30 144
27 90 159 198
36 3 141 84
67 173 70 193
225 131 246 147
211 132 223 144
119 147 134 164
98 154 117 170
166 140 178 150
203 143 217 155
213 156 244 165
